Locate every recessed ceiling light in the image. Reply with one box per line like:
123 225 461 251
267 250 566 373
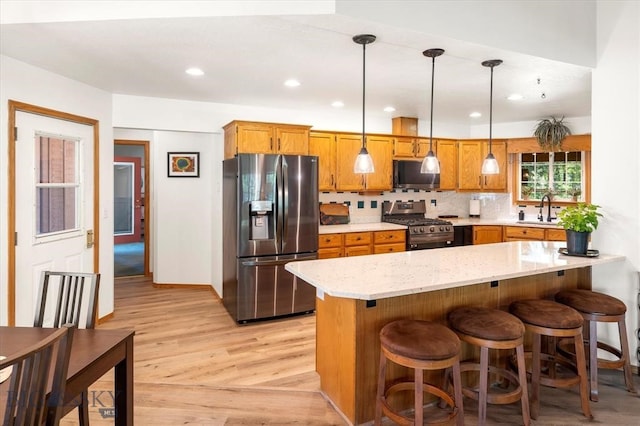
469 112 482 118
284 79 300 87
508 93 524 101
383 106 396 112
185 67 204 76
331 101 344 108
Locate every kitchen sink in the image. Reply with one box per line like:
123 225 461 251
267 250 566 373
517 220 560 226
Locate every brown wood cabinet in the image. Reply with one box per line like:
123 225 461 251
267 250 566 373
393 136 430 159
436 139 458 191
503 226 546 241
458 139 507 192
472 225 503 245
335 134 393 192
223 120 311 159
309 131 337 191
318 230 405 258
504 226 566 242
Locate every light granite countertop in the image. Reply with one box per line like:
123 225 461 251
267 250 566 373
286 241 624 300
318 218 563 234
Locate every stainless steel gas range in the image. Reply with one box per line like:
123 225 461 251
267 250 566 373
381 200 454 250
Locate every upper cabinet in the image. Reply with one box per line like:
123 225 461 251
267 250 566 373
223 121 311 159
457 139 507 192
309 131 337 191
335 133 393 192
436 139 458 191
393 137 430 159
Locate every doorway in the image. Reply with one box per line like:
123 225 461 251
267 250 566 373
114 140 150 277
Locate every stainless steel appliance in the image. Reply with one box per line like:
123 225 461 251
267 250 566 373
393 160 440 190
222 154 319 323
381 200 453 250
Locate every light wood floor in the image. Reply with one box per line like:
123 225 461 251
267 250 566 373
61 276 639 425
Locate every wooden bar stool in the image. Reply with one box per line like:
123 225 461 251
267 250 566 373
555 289 637 401
375 319 464 426
448 306 530 426
509 299 592 420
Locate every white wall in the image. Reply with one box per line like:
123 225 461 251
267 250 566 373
0 55 114 323
152 131 215 286
591 0 639 366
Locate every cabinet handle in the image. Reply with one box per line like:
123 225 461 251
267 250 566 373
479 176 482 186
270 137 273 151
331 174 334 186
278 138 281 151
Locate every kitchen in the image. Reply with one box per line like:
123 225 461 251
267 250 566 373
1 1 638 424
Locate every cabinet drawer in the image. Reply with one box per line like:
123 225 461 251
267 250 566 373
318 247 343 259
545 228 566 241
344 245 372 257
374 230 406 244
344 232 372 246
504 226 545 240
373 243 405 254
319 234 343 248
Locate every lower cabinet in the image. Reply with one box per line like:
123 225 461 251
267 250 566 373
472 225 503 245
319 230 405 258
504 226 566 242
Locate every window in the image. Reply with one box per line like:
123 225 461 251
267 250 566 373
36 134 80 236
519 151 585 202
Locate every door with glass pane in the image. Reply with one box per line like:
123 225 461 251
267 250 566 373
114 156 142 244
14 111 95 326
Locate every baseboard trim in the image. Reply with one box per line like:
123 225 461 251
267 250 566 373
97 312 114 324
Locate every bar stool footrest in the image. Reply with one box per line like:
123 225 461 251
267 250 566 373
381 380 459 426
459 363 524 405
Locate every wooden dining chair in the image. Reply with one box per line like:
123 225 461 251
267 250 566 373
34 271 100 425
1 325 74 426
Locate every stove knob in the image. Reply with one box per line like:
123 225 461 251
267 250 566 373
446 226 451 231
420 227 425 233
429 226 435 232
439 226 444 231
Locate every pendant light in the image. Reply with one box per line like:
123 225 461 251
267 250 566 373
353 34 376 174
421 48 444 174
481 59 502 175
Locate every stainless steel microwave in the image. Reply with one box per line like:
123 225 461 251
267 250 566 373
393 160 440 190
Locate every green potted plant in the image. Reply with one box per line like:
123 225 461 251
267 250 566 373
521 185 533 200
534 116 571 151
556 203 602 254
567 186 582 201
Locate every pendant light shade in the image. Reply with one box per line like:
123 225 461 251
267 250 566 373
353 34 376 174
421 48 444 174
481 59 502 175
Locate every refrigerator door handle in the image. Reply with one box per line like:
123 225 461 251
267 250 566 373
282 157 289 243
275 155 283 248
241 254 316 267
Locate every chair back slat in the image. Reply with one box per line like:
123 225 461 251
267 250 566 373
1 325 74 426
34 271 100 329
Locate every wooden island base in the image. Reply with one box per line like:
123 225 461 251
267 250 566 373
316 267 592 425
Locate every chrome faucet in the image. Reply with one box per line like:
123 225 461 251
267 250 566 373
538 193 554 222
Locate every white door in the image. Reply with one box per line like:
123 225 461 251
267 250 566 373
14 111 95 326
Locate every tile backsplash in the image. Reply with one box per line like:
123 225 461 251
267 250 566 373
319 190 512 223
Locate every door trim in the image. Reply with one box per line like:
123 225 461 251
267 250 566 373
7 100 100 325
114 139 151 277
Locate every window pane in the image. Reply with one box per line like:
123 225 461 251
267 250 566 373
37 187 77 234
114 163 134 235
37 136 77 184
517 151 584 201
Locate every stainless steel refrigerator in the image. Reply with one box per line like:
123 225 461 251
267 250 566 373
222 154 319 323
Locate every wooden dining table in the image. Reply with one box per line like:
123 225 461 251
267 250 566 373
0 326 134 425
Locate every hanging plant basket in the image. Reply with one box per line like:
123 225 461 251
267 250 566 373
533 116 571 151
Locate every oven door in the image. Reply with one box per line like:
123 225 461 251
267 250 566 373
408 240 453 250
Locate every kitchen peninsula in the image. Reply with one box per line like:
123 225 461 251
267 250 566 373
285 241 624 425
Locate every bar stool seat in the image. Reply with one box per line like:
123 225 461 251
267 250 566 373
448 306 530 426
510 299 592 420
375 319 464 426
555 289 636 401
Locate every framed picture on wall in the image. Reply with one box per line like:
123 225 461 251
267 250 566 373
168 152 199 177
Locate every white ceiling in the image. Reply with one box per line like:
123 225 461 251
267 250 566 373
0 6 592 127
